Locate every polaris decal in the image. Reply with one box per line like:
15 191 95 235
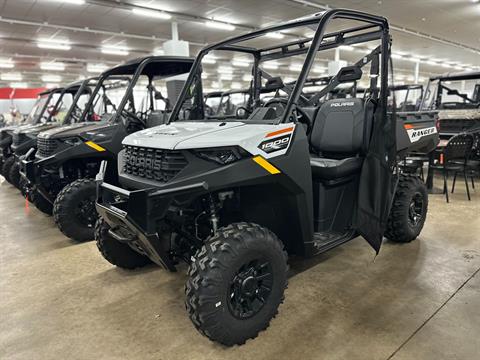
406 126 437 143
330 102 355 107
259 133 292 154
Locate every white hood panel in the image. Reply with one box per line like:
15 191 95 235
123 121 245 149
122 121 297 159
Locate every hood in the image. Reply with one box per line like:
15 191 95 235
123 121 246 149
15 122 62 136
1 123 32 135
38 121 111 139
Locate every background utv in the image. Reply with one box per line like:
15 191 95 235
21 56 194 242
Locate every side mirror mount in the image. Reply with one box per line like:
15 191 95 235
337 66 363 83
264 77 284 91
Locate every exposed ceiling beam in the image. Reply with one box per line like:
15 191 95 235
285 0 480 55
0 15 207 47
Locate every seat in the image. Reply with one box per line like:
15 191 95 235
309 98 374 180
310 155 363 180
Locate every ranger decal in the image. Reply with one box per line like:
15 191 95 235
406 126 437 143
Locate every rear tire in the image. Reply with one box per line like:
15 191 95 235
2 156 15 183
53 179 97 242
8 160 21 189
185 222 288 346
385 175 428 243
95 218 151 269
31 190 53 215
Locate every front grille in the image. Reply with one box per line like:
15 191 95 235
123 145 187 183
37 137 58 157
12 133 27 146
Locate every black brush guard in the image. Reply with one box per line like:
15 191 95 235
95 161 208 271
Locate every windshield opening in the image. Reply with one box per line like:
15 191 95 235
422 77 480 110
171 14 387 125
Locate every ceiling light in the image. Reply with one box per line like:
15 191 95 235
289 64 303 72
205 20 236 31
42 75 62 82
40 62 65 71
37 39 71 51
441 63 452 68
407 57 421 63
232 60 250 67
312 66 327 73
87 64 107 73
0 59 14 69
153 48 165 55
339 45 355 51
101 46 129 56
231 82 242 89
131 8 171 19
263 62 279 70
391 53 403 60
201 73 208 79
10 82 28 88
49 0 86 5
44 83 58 89
218 66 233 74
220 74 233 81
202 56 217 64
425 60 438 66
454 65 464 70
266 32 285 39
1 73 22 81
242 74 252 81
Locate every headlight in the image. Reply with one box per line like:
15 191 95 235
63 137 84 146
194 147 250 165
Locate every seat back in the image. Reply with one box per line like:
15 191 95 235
444 133 475 163
310 98 374 157
146 111 168 128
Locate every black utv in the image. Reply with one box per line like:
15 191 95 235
1 88 63 181
7 81 98 190
95 10 438 346
21 56 194 242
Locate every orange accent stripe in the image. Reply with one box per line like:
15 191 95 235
266 126 294 138
404 124 414 129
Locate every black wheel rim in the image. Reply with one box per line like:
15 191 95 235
75 197 96 227
408 192 424 227
228 258 273 319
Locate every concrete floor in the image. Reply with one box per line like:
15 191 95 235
1 176 479 360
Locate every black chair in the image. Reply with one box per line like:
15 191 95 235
452 131 480 192
429 133 475 202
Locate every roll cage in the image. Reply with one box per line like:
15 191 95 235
80 56 194 126
420 71 480 110
170 8 390 125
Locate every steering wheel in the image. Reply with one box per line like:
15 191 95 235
235 106 251 119
264 98 312 133
122 109 146 132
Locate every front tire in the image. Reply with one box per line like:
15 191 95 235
8 160 21 189
185 222 288 346
53 179 97 242
385 175 428 243
2 156 15 183
95 218 151 269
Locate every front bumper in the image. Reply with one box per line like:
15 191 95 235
96 161 208 271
